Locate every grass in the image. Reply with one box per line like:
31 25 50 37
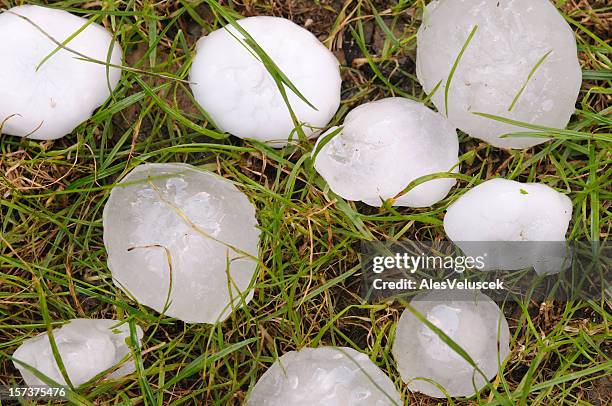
0 0 610 405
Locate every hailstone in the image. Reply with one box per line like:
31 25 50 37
247 347 402 405
12 319 143 387
444 178 573 274
416 0 582 149
189 16 341 146
103 163 260 324
0 5 122 140
392 290 510 398
314 97 459 207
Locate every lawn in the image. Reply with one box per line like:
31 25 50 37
0 0 610 405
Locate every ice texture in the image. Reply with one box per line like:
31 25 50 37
189 16 341 146
314 98 459 207
247 347 402 405
416 0 582 149
12 319 142 387
0 5 122 140
103 163 260 324
444 178 573 274
392 290 510 398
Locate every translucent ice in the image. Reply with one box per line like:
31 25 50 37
190 16 341 146
314 98 459 207
13 319 142 387
103 163 260 324
392 290 510 398
0 5 122 140
247 347 401 405
416 0 582 149
444 178 573 274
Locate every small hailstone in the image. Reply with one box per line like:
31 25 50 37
103 163 260 324
189 16 341 146
314 97 459 207
247 347 402 406
392 290 510 398
12 319 143 387
444 178 572 274
0 5 122 140
416 0 582 149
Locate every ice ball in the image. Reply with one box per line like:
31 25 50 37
444 178 573 274
314 98 459 207
0 5 122 140
416 0 582 149
247 347 402 405
392 290 510 398
103 163 260 324
13 319 143 387
190 16 341 146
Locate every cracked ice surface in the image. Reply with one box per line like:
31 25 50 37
416 0 582 149
444 178 573 274
314 98 459 207
247 347 402 405
103 163 260 324
392 290 510 398
189 16 341 145
13 319 142 387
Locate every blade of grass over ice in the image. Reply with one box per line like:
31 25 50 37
204 0 317 112
4 9 189 84
508 50 552 112
8 357 92 405
310 126 343 163
402 302 507 403
444 24 478 117
205 0 314 142
36 13 99 71
472 112 612 142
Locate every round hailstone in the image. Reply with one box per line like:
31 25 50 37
103 163 260 324
416 0 582 149
444 178 573 274
12 319 143 387
314 97 459 207
247 347 402 405
189 16 341 146
0 5 122 140
392 290 510 398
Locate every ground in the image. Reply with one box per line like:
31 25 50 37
0 0 610 405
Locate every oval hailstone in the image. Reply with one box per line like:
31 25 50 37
416 0 582 149
392 290 510 398
13 319 143 387
189 16 341 146
444 178 573 274
103 163 260 324
247 347 402 405
0 5 122 140
314 98 459 207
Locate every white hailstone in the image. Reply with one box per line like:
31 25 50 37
392 290 510 398
444 178 573 274
416 0 582 149
247 347 402 406
103 163 260 324
0 5 122 140
13 319 143 387
189 16 341 146
314 97 459 207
